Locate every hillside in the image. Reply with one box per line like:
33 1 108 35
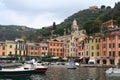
0 25 36 41
29 2 120 42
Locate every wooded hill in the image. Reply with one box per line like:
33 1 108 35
29 2 120 42
0 25 36 41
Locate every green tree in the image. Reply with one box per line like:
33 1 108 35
101 5 106 10
117 17 120 27
53 22 57 30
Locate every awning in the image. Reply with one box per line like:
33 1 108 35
51 57 59 59
63 57 68 60
88 58 95 63
79 56 84 59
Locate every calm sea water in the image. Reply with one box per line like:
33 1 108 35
0 65 119 80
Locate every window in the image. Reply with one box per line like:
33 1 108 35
19 51 21 55
31 47 33 50
45 47 47 50
113 43 115 48
86 46 88 50
35 52 37 55
109 44 111 48
99 39 100 42
92 39 94 43
119 43 120 48
96 39 97 42
109 52 111 56
19 51 21 54
92 52 94 56
35 47 37 50
92 46 94 50
104 51 106 56
113 51 115 57
9 51 12 55
2 47 5 50
31 52 33 55
16 45 17 49
23 53 26 56
15 51 17 54
50 48 52 51
86 51 88 56
61 49 63 52
50 44 52 46
2 52 5 56
103 37 105 41
119 36 120 40
97 52 99 56
119 51 120 56
97 44 99 49
82 52 83 56
10 45 12 48
103 44 106 48
24 51 25 55
112 36 114 40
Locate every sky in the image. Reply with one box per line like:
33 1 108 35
0 0 119 29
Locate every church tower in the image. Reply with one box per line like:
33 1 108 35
71 19 79 34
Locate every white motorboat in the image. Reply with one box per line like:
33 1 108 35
67 61 76 69
25 59 48 73
33 62 48 73
105 67 120 77
0 65 35 76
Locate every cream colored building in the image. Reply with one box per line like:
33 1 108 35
51 19 87 58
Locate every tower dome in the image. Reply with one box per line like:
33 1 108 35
71 19 79 33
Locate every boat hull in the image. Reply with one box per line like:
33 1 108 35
67 65 76 69
0 69 34 76
35 67 48 73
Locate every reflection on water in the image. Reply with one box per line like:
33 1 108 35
0 66 120 80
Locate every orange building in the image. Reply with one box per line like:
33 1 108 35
101 28 120 65
48 40 64 58
0 42 7 56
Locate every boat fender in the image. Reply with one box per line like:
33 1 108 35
0 66 2 70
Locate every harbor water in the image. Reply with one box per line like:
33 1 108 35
0 65 119 80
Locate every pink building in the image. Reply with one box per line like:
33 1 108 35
101 28 120 65
76 38 90 63
26 43 41 59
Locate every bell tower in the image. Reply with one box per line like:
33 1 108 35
71 19 78 34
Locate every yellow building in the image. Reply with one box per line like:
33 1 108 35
5 40 16 57
89 33 101 64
